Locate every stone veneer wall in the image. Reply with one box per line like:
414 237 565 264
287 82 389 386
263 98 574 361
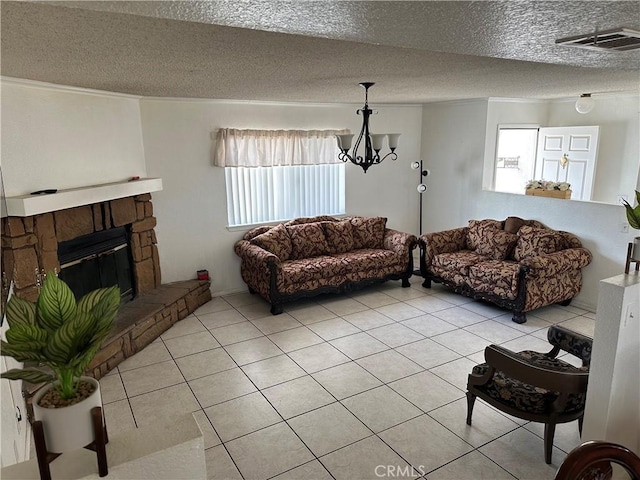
1 194 160 302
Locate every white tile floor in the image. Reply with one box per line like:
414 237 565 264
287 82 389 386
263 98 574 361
100 277 595 480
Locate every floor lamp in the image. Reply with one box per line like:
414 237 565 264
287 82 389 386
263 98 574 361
411 160 430 235
411 160 429 275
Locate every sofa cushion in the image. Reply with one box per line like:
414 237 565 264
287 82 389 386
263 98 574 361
466 219 502 250
250 223 292 260
432 250 486 276
350 216 387 249
332 248 404 272
468 259 520 300
286 222 330 260
475 229 518 260
513 225 565 261
323 220 354 254
280 255 348 282
504 216 526 234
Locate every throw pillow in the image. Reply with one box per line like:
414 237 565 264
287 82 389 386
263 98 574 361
350 216 387 249
475 230 518 260
504 216 526 234
513 225 565 261
286 222 330 259
466 219 502 250
323 220 354 254
250 223 292 260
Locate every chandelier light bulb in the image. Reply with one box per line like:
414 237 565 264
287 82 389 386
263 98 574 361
575 94 595 114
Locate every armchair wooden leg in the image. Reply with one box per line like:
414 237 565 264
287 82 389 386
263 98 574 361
512 311 527 324
466 392 476 426
270 304 283 315
402 278 410 288
422 278 432 288
544 422 557 464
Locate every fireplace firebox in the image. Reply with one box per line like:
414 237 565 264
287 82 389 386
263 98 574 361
57 227 134 301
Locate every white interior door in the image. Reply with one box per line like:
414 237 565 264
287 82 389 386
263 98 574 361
534 126 600 201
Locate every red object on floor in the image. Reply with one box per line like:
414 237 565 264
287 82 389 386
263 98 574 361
197 270 209 280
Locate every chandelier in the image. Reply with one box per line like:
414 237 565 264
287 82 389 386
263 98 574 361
336 82 400 173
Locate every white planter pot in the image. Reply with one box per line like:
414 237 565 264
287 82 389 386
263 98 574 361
633 237 640 262
32 376 102 453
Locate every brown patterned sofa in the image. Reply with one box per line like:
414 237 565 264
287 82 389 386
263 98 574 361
235 215 417 314
419 217 592 323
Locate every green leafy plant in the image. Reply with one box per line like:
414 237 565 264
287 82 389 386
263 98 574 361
622 190 640 230
1 273 120 400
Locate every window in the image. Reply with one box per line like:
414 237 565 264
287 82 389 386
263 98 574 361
225 164 345 227
494 127 538 194
214 129 348 227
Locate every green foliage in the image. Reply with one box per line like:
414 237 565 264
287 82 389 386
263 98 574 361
1 273 120 400
622 190 640 230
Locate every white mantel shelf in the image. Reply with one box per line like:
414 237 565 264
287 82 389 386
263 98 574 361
3 178 163 217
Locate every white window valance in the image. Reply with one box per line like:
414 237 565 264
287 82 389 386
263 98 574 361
213 128 350 167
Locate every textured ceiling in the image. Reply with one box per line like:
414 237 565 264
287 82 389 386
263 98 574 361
1 1 639 103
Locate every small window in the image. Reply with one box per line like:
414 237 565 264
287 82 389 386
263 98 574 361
494 127 538 194
225 164 345 227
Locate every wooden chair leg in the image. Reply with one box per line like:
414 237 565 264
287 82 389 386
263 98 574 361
466 392 476 426
578 415 584 436
544 422 557 464
91 407 108 477
32 421 52 480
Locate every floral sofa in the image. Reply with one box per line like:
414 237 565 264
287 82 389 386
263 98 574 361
235 215 417 314
419 217 592 323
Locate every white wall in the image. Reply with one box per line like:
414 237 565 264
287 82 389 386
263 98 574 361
420 99 490 231
422 99 636 312
139 99 423 292
1 79 146 196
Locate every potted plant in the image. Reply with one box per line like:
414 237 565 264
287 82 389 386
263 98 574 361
525 180 572 199
1 272 120 453
622 190 640 262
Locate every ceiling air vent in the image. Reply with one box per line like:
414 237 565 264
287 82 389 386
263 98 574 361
556 27 640 52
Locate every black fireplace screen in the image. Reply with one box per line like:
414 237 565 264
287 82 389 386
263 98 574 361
57 227 134 301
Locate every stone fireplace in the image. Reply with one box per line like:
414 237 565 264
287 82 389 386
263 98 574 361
2 182 211 380
2 194 160 302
